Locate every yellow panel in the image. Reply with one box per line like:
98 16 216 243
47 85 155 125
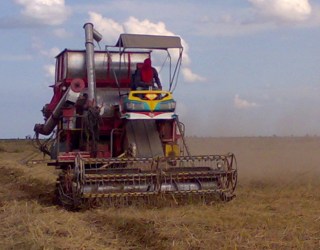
165 143 180 157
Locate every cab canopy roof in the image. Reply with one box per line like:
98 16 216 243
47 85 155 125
115 34 183 50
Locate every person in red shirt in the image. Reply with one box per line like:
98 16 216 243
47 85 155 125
132 58 162 90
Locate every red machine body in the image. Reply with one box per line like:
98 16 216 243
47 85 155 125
34 48 182 166
33 23 237 208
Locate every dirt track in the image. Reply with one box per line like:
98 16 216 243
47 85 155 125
0 138 319 249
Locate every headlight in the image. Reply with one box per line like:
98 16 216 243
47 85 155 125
125 101 148 111
155 101 176 111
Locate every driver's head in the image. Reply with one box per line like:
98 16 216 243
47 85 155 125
144 58 152 68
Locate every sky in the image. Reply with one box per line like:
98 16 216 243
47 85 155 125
1 0 320 138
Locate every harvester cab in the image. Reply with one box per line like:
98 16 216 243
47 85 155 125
33 23 237 208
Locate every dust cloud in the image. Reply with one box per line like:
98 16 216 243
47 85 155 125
187 136 320 184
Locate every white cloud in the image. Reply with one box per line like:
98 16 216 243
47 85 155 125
88 12 124 44
123 17 172 35
182 68 206 83
196 0 319 38
249 0 312 22
14 0 69 26
43 64 55 78
234 94 258 109
31 38 60 58
31 37 61 59
88 13 200 82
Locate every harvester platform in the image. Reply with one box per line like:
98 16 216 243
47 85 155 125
56 154 237 209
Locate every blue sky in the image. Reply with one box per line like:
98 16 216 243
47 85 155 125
1 0 320 138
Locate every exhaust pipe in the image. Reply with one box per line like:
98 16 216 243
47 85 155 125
83 23 102 104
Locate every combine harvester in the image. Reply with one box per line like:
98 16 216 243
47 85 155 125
34 23 237 208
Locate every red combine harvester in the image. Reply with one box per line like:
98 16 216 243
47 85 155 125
34 23 237 208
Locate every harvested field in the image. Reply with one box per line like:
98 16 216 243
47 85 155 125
0 137 319 249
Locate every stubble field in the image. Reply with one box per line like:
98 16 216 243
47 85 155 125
0 137 319 249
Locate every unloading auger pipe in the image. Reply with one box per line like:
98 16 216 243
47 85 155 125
34 87 81 136
83 23 102 103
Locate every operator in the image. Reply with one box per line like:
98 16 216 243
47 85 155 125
132 58 162 90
